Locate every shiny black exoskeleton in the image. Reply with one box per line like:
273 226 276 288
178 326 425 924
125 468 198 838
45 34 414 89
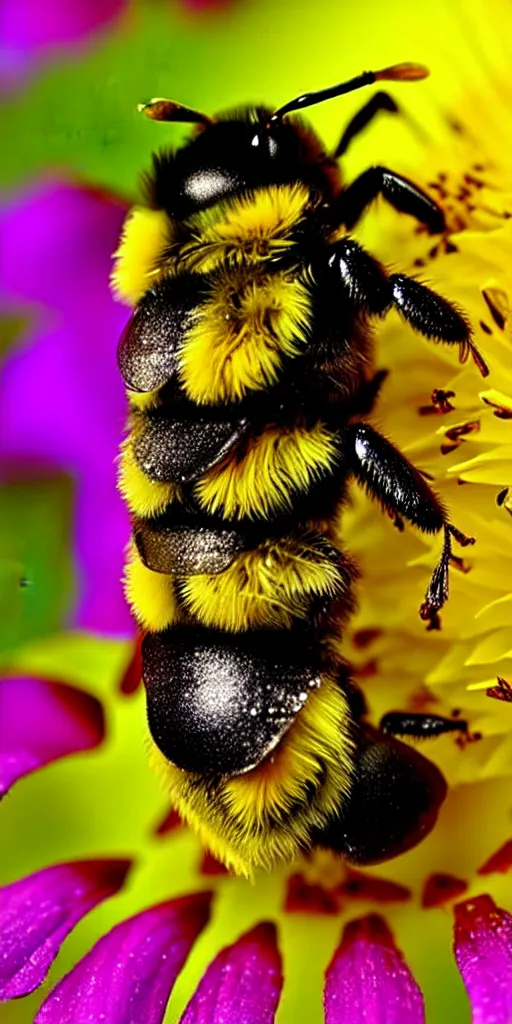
119 65 485 866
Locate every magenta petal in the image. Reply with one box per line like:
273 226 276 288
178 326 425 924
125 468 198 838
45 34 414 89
0 676 104 796
180 922 283 1024
1 183 132 635
454 894 512 1024
35 892 212 1024
0 859 131 1000
324 914 425 1024
0 0 125 87
2 0 124 48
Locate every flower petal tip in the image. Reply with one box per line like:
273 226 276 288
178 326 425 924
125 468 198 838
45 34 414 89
244 920 278 943
477 838 512 875
454 894 512 1024
34 891 212 1024
0 858 131 1001
154 805 183 837
421 873 468 908
199 849 231 876
284 873 341 915
341 869 412 905
118 637 143 696
325 913 425 1023
180 920 282 1024
0 676 105 797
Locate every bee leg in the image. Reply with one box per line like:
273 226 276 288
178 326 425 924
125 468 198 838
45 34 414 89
380 711 468 740
325 238 488 374
387 273 489 376
343 422 475 626
325 237 392 314
316 733 448 864
335 165 445 233
333 91 399 158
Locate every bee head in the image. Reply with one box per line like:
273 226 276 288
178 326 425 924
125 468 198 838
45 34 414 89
142 106 335 217
139 63 428 218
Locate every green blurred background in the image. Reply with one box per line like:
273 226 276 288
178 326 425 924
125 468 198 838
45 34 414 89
2 0 492 200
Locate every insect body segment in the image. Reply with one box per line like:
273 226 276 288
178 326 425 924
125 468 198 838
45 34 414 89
116 66 482 875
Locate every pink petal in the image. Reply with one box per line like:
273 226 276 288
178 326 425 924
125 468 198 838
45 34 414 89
0 183 132 636
340 870 411 905
153 806 183 837
453 894 512 1024
0 676 104 796
35 892 212 1024
180 922 282 1024
198 850 230 877
477 839 512 875
324 914 425 1024
118 637 142 696
0 0 125 87
284 874 341 915
0 859 131 1000
421 873 468 909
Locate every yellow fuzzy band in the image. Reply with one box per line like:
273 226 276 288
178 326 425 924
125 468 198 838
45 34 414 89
179 269 311 405
128 389 161 413
111 207 172 305
152 676 353 876
179 535 348 631
117 437 178 518
171 184 311 274
124 544 182 632
195 420 340 520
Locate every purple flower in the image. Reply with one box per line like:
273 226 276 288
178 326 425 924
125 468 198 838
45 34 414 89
0 858 131 1000
0 183 132 636
3 863 512 1024
34 892 212 1024
0 675 105 796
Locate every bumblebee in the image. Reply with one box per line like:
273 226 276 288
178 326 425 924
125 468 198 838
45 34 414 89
114 64 485 876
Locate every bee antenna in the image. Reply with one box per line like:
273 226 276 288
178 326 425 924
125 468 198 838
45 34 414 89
270 63 429 122
138 98 213 126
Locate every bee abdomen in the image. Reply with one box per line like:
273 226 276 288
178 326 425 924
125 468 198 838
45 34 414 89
142 627 322 775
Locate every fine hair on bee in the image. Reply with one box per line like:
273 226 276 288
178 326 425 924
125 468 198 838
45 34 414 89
114 62 487 877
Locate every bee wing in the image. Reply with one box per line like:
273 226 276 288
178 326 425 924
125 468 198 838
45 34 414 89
132 410 248 485
134 518 248 576
117 276 200 393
